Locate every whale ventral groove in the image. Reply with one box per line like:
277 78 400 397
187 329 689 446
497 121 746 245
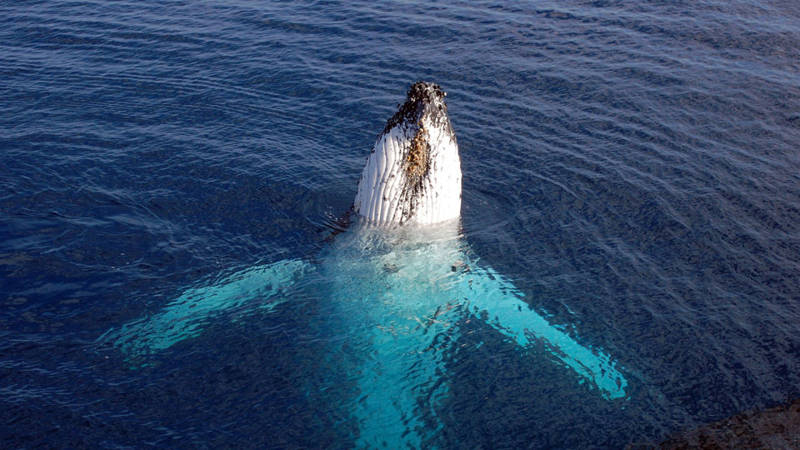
355 81 462 226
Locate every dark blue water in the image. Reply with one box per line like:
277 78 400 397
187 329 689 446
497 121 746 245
2 1 800 448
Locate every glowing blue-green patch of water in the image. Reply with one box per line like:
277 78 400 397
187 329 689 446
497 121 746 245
99 223 628 447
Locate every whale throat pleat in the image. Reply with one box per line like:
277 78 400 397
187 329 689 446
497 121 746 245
355 121 461 227
354 82 461 227
378 134 398 224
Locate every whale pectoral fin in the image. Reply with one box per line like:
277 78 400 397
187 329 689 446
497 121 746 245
99 258 313 359
456 264 628 400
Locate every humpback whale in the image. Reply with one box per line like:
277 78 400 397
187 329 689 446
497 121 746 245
100 82 628 448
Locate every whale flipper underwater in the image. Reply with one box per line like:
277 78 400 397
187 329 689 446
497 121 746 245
100 82 628 447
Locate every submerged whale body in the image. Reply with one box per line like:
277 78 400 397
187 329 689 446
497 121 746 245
100 82 628 447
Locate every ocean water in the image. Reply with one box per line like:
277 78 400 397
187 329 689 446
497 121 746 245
2 0 800 448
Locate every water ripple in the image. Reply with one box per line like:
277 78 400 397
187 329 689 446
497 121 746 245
2 0 800 447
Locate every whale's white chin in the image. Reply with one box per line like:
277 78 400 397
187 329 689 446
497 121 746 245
354 82 462 227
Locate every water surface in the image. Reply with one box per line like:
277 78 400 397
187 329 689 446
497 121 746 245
2 1 800 448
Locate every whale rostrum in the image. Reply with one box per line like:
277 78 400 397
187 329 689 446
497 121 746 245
354 82 462 226
99 82 628 448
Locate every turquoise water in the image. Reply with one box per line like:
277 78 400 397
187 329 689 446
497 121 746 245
2 1 799 448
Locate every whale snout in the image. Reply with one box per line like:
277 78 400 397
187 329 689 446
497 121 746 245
354 82 462 227
382 82 451 137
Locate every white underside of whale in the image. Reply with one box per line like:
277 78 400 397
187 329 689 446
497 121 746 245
354 116 461 226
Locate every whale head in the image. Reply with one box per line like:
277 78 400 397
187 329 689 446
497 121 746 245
354 82 462 227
